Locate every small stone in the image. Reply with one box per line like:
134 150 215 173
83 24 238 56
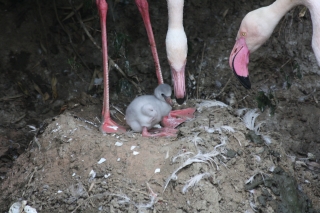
226 149 237 158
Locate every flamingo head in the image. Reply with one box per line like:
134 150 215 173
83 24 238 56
229 8 277 89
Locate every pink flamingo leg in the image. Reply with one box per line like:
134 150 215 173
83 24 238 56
135 0 163 85
162 108 196 129
142 127 178 137
96 0 126 133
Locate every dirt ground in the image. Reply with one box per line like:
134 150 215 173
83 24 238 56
0 0 320 212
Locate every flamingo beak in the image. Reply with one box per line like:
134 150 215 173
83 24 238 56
229 37 251 89
170 64 186 105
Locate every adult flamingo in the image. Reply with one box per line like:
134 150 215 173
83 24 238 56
229 0 320 89
96 0 194 134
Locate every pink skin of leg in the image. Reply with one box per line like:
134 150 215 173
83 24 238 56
135 0 163 85
96 0 126 133
142 126 178 137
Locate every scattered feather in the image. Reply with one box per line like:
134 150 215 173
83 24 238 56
287 154 296 162
254 121 265 135
27 125 37 132
135 196 156 211
154 168 160 173
116 194 131 205
261 135 272 145
204 126 215 133
196 100 228 113
89 170 96 181
249 201 258 212
182 173 210 194
131 146 137 150
232 135 242 146
248 189 256 194
245 175 256 184
133 151 139 155
164 142 226 192
269 165 275 172
235 108 248 117
190 132 204 146
97 158 106 164
115 142 123 146
220 125 235 133
172 152 194 163
243 109 260 130
165 150 169 159
253 155 261 162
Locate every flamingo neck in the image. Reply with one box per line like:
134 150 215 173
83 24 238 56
167 0 184 29
268 0 300 17
308 0 320 65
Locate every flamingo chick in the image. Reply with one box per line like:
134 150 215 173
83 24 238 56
125 84 178 137
229 0 320 89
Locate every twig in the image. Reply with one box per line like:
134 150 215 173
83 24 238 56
36 0 48 54
280 58 291 69
68 0 100 50
22 167 38 197
53 0 91 73
62 3 84 22
67 0 140 91
214 76 232 98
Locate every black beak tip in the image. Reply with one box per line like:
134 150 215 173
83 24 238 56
176 97 186 105
232 69 251 89
237 76 251 89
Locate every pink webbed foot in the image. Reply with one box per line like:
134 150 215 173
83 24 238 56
100 117 126 134
162 108 196 128
142 127 178 137
169 108 196 118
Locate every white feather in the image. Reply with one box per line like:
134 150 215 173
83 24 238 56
164 142 226 192
261 135 272 145
196 100 228 113
242 109 260 130
220 125 235 133
172 152 194 163
249 201 258 212
235 108 248 117
245 175 256 184
182 173 210 194
190 132 204 146
254 121 265 135
204 126 215 133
